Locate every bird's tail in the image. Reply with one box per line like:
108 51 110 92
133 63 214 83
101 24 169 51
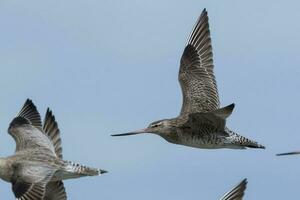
64 161 108 176
225 128 265 149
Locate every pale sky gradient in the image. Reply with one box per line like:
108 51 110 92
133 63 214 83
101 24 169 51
0 0 300 199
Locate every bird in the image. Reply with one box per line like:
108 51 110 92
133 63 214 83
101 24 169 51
111 9 265 150
219 178 247 200
0 99 107 200
276 151 300 156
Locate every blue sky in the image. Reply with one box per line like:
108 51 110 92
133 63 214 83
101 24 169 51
0 0 300 199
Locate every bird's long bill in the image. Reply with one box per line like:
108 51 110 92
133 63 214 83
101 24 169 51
99 169 108 174
111 128 148 137
276 151 300 156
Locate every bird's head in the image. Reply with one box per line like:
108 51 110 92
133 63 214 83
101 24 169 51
111 119 171 137
146 119 170 133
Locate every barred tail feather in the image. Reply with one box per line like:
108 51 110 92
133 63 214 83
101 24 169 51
225 128 265 149
245 142 265 149
65 161 107 176
236 135 265 149
236 138 265 149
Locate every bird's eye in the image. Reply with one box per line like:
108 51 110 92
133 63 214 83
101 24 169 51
151 122 162 128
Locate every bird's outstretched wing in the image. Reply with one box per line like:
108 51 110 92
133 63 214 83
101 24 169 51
179 9 219 115
8 99 56 154
12 167 54 200
43 108 63 159
220 179 247 200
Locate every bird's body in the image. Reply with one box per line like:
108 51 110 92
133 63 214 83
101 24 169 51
148 113 264 149
112 9 265 150
0 99 106 200
162 128 258 149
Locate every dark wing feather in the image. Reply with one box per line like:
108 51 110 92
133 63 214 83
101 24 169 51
12 167 54 200
13 181 32 198
44 181 67 200
13 182 45 200
9 99 42 130
13 180 48 200
8 99 56 154
43 108 63 159
220 179 247 200
179 9 219 115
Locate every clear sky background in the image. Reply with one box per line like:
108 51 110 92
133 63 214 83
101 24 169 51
0 0 299 199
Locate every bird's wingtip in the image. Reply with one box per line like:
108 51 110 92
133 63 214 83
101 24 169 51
241 178 248 184
202 8 207 15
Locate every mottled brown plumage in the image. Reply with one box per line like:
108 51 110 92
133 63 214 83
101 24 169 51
112 9 264 150
179 10 219 114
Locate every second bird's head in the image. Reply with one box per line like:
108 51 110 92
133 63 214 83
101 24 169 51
111 119 171 137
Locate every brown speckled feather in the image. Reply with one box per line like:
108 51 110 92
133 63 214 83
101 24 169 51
179 9 219 115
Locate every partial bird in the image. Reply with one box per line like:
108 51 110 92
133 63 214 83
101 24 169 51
219 179 247 200
112 9 265 149
0 99 107 200
277 151 300 156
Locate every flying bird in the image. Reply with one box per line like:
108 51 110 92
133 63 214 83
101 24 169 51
0 99 107 200
112 9 265 150
219 179 247 200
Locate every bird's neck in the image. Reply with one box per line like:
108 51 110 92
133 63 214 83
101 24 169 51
0 158 13 182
